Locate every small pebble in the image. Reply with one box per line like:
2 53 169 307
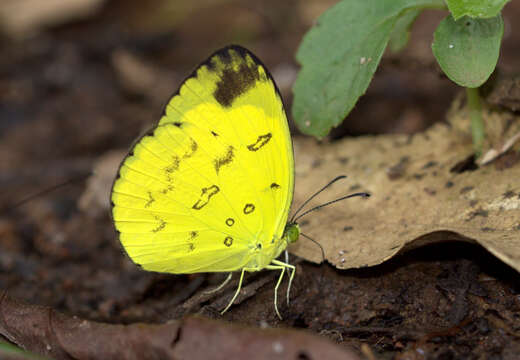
273 341 284 354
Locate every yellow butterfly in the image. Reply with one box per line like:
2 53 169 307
110 45 367 319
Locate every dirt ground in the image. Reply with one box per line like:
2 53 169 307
1 1 520 359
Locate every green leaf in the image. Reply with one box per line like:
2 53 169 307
292 0 445 137
432 15 504 88
389 8 421 53
445 0 510 20
0 342 50 360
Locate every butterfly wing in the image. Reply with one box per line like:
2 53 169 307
111 46 294 274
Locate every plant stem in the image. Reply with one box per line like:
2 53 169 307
466 87 484 157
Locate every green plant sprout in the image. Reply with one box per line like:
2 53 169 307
292 0 509 158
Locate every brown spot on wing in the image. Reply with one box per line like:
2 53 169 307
183 139 198 159
224 236 233 247
165 156 180 174
247 133 272 151
243 203 255 214
214 63 260 107
152 217 166 233
160 185 174 194
192 185 220 210
163 140 197 182
187 231 198 252
214 146 234 174
144 191 155 207
165 156 180 182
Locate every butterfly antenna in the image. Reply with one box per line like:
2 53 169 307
292 192 370 223
290 175 348 223
300 232 325 262
1 172 91 215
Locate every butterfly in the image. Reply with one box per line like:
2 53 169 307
110 45 368 319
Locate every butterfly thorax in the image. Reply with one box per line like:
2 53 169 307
244 223 299 271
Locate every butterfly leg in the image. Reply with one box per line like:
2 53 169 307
220 268 246 315
204 272 232 295
266 263 286 319
271 259 296 306
286 264 296 305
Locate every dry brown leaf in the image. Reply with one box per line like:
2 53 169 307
289 107 520 273
78 150 125 218
111 49 179 100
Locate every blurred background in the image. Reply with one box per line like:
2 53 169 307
0 0 519 321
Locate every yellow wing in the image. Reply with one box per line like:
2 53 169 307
111 46 294 274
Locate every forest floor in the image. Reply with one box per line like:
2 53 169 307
1 1 520 359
